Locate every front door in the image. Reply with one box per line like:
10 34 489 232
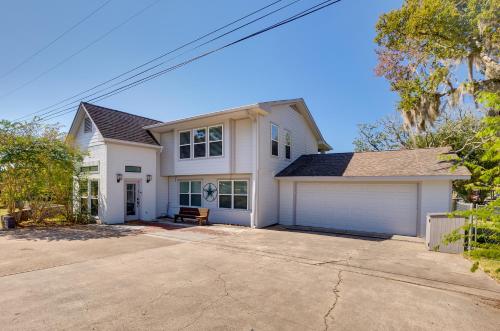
125 183 139 221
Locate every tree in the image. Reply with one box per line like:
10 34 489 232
0 119 85 224
375 0 499 130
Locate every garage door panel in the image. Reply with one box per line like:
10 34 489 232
296 183 417 236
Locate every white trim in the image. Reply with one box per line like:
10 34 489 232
178 130 192 159
177 124 224 160
217 179 249 210
208 124 224 158
276 175 471 182
192 127 207 159
103 138 162 150
179 180 202 207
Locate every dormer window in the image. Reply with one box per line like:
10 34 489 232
84 117 92 133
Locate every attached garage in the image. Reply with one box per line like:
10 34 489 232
276 148 471 237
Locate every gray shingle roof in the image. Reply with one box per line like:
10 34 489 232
276 147 471 177
82 102 161 146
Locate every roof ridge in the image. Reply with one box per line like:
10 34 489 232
82 102 161 123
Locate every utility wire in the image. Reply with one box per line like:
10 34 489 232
40 0 342 122
0 0 113 80
21 0 301 122
0 0 162 100
14 0 289 122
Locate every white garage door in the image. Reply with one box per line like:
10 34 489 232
296 182 418 236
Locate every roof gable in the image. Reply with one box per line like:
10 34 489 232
276 147 471 178
79 102 161 146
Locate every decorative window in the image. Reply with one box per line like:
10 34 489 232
218 180 248 210
271 124 279 156
125 166 141 173
84 117 92 133
179 131 191 159
179 181 202 207
209 125 223 157
193 128 207 158
284 131 291 160
80 179 98 216
80 165 99 173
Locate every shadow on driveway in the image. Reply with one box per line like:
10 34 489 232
0 225 141 242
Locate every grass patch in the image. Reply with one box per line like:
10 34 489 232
466 253 500 282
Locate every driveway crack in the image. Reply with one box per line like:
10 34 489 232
323 270 343 331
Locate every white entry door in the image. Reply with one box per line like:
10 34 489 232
295 182 418 236
125 182 140 221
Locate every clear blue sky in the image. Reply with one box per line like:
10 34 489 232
0 0 402 152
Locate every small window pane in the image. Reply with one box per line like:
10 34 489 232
180 131 190 145
193 128 206 143
79 179 88 196
180 145 191 159
233 181 247 195
285 146 291 159
191 194 202 207
272 140 279 156
180 194 190 206
191 181 201 193
209 141 223 156
125 166 141 173
80 198 88 213
209 126 222 141
180 181 190 193
271 124 279 141
219 181 232 194
90 180 98 197
233 195 247 209
90 198 98 216
194 143 206 158
219 195 232 208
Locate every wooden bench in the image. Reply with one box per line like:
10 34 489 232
174 207 210 225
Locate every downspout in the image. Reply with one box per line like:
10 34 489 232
250 110 260 228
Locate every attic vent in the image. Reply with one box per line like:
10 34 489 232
84 117 92 133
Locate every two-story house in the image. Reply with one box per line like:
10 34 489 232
68 99 469 237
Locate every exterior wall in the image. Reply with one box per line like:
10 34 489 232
278 181 295 226
166 174 252 226
256 104 319 228
418 180 453 237
74 115 104 148
234 118 253 173
156 152 169 218
105 143 158 223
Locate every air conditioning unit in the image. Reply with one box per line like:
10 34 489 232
426 213 465 254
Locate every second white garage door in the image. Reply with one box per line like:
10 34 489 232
296 182 418 236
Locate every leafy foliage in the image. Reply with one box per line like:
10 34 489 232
0 119 86 224
375 0 499 130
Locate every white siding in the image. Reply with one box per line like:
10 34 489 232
105 143 158 223
234 118 253 173
166 174 252 226
160 131 175 176
418 180 452 237
73 115 104 149
278 181 295 225
256 104 319 228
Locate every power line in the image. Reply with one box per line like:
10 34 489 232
20 0 302 122
0 0 113 80
0 0 163 100
40 0 342 122
14 0 290 122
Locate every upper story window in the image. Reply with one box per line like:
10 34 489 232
84 117 92 133
179 124 223 159
284 131 291 160
209 125 223 157
125 166 141 173
193 128 207 158
271 123 279 157
179 131 191 159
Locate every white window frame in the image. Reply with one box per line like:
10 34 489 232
84 117 92 133
217 180 248 210
80 179 99 217
179 130 191 159
271 123 279 157
208 124 224 157
284 130 291 160
179 180 202 207
193 127 207 159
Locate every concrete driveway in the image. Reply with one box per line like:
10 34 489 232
0 223 498 330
